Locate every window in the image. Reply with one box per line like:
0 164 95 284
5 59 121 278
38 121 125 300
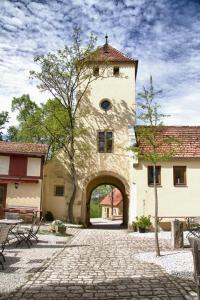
173 166 186 186
55 185 65 196
148 166 161 186
113 66 119 76
100 99 111 111
93 66 99 76
9 156 27 177
98 131 113 153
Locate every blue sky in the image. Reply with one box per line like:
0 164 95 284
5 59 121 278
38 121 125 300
0 0 200 126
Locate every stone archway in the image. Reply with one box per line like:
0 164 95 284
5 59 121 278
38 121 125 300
82 171 130 227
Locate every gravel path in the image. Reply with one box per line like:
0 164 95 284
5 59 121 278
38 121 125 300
130 231 193 280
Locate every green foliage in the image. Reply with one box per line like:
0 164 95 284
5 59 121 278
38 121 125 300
45 211 54 221
91 185 113 201
7 94 70 159
51 220 65 230
133 76 178 164
135 215 152 229
0 111 9 140
90 201 102 218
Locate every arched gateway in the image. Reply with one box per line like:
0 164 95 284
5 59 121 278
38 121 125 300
82 172 129 227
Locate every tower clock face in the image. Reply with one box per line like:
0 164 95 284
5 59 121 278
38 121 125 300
100 99 111 111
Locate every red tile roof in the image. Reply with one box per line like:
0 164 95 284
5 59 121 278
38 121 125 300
100 188 122 207
91 44 138 78
0 141 48 156
136 126 200 158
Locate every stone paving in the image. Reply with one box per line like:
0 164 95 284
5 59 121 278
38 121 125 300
0 224 197 300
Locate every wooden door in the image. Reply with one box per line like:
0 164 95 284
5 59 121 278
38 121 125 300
0 184 7 217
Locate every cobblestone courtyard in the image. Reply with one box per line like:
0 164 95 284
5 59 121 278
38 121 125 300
1 224 197 300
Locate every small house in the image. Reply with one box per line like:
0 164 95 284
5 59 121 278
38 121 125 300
0 141 48 217
100 188 123 219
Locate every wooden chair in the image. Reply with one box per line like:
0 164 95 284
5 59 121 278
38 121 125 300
0 225 11 269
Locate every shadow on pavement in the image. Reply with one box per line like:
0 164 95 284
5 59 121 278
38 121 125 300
1 275 196 299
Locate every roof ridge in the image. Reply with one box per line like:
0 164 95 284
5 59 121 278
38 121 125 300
105 44 136 62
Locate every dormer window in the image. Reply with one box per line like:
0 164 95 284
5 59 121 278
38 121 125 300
93 66 99 76
113 66 119 76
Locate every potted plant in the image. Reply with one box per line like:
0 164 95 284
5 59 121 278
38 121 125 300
51 220 66 235
135 215 152 233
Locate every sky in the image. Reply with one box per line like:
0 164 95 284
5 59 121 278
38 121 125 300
0 0 200 128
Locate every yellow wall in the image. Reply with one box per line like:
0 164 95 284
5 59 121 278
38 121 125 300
43 62 136 224
133 159 200 222
6 181 42 209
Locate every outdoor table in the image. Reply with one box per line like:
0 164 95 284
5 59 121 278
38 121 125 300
0 219 24 242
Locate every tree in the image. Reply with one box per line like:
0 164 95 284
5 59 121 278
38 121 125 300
8 94 70 158
29 28 106 223
135 76 176 256
0 111 9 140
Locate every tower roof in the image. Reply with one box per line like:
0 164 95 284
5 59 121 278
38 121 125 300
94 44 137 63
92 44 138 78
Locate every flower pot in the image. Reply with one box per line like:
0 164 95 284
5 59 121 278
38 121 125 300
55 225 66 234
138 227 146 233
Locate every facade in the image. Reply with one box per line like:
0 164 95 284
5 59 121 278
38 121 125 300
131 126 200 228
43 42 138 226
0 141 48 217
100 188 123 219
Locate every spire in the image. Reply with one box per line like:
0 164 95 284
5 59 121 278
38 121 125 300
105 34 108 45
104 33 109 53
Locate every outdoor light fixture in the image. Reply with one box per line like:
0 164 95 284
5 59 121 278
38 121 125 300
14 182 19 189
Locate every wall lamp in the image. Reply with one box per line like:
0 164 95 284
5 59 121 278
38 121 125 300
14 182 19 189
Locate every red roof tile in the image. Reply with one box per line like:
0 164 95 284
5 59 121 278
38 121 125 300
136 126 200 158
100 188 122 207
0 141 48 156
93 44 137 64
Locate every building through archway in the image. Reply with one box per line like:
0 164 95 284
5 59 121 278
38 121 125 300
83 172 129 227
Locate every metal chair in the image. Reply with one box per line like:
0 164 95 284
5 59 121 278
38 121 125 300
187 217 200 238
15 215 37 248
0 225 11 269
29 216 43 242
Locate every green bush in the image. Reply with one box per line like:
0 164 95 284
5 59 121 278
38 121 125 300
135 215 152 229
45 211 54 221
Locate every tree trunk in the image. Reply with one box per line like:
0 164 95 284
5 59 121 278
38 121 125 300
153 164 160 256
68 180 76 223
111 186 114 220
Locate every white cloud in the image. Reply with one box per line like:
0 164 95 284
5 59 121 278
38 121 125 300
0 0 199 131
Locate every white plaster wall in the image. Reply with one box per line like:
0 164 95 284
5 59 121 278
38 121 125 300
0 156 10 175
134 159 200 219
27 158 41 177
6 181 42 209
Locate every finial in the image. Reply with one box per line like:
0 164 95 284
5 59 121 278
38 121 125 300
105 34 108 45
104 34 109 53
